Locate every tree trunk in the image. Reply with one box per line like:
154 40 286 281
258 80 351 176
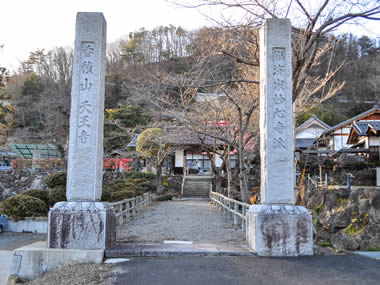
155 163 164 193
238 128 250 203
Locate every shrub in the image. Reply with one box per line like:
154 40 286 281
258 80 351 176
22 189 50 206
101 185 112 202
44 171 67 188
110 191 136 202
0 195 48 221
122 171 155 180
154 194 177 201
318 241 332 247
49 186 67 206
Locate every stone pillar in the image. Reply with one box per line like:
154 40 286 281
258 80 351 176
47 12 115 249
246 19 313 256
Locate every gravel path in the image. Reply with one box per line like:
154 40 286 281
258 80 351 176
117 199 246 245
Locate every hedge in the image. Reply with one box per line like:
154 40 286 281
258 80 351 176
22 189 50 206
44 171 67 188
48 186 67 206
0 195 48 221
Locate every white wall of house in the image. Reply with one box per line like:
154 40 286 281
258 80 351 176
333 127 351 151
296 126 325 139
175 149 184 167
369 136 380 146
215 153 223 167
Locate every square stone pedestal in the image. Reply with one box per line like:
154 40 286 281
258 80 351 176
246 204 313 256
47 202 116 249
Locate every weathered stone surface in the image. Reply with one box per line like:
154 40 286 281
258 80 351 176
66 12 107 201
247 18 313 256
358 198 371 216
48 13 116 250
313 245 336 256
305 189 325 209
48 202 115 249
8 242 104 280
330 231 361 252
331 208 352 230
325 192 338 210
246 205 313 256
337 188 350 199
259 18 294 204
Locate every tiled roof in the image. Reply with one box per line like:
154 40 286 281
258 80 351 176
368 121 380 132
296 115 330 133
352 121 371 136
325 105 380 134
163 126 228 146
296 138 316 148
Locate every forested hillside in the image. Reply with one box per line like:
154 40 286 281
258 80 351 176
0 25 379 151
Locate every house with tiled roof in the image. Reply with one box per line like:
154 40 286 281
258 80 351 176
295 115 330 150
346 121 380 159
129 125 239 175
322 105 380 155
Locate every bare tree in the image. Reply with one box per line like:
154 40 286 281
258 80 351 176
159 0 380 202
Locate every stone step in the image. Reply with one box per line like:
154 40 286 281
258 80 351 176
105 243 255 257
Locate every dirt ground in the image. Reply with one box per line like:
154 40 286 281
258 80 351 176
8 264 116 285
117 200 246 245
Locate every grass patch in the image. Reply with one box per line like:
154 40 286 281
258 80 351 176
367 247 380 252
318 241 332 247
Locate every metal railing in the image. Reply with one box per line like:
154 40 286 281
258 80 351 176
109 192 152 225
209 191 250 232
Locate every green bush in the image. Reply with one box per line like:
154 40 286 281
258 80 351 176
122 171 155 180
49 186 67 206
101 185 112 202
154 194 177 201
22 189 50 206
110 190 136 202
318 241 332 247
0 195 48 221
44 171 67 188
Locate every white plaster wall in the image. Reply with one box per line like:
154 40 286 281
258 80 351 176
8 219 48 233
215 154 223 167
369 136 380 146
333 127 351 151
296 127 325 139
175 149 184 167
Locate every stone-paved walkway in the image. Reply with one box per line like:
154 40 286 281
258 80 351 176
117 199 246 246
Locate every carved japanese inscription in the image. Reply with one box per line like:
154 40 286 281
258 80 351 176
271 47 287 152
77 42 95 147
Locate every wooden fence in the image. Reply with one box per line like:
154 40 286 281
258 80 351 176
109 192 152 225
209 191 251 232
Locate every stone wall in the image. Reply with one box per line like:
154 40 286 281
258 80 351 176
0 169 56 201
304 180 380 251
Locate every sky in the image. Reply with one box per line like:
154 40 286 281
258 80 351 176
1 0 380 72
0 0 211 72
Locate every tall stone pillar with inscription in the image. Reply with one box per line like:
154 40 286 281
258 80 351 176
246 19 313 256
47 13 115 249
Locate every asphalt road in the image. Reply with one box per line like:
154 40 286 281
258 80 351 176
114 255 380 285
0 232 46 250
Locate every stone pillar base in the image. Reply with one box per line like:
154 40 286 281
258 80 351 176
47 202 116 249
246 204 313 256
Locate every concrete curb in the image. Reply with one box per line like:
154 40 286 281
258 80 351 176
352 251 380 260
106 243 256 257
8 242 104 281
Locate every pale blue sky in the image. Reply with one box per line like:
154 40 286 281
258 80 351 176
0 0 210 71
